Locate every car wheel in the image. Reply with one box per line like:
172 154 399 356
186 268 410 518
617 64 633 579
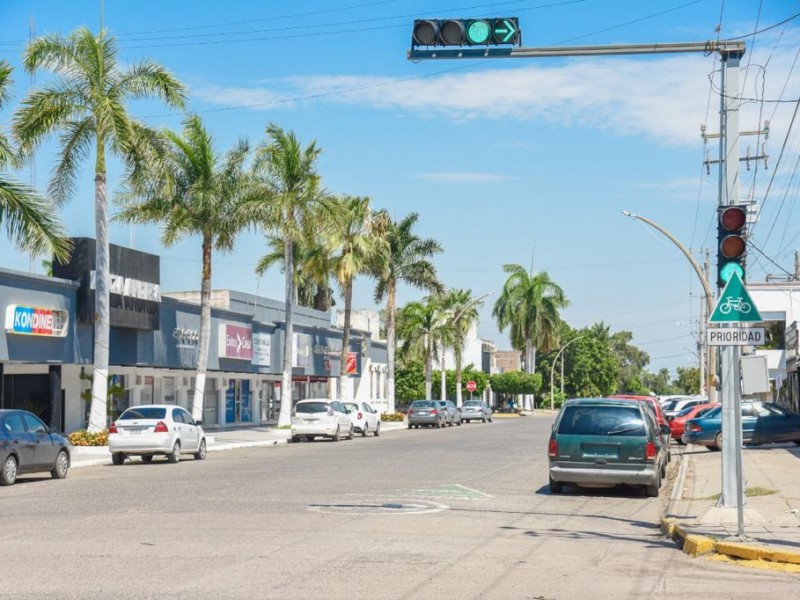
348 425 355 440
291 435 301 443
660 461 666 479
436 420 442 429
713 432 723 451
362 424 369 437
51 450 70 479
456 418 462 426
488 416 493 422
549 475 563 494
141 455 154 462
448 418 454 427
111 452 125 466
167 442 181 463
305 435 315 442
482 416 487 423
374 422 381 437
1 455 18 486
464 419 470 424
194 438 207 460
407 423 412 429
675 438 685 445
331 426 341 442
645 471 661 497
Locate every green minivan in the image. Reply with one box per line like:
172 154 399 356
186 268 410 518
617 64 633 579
548 398 669 497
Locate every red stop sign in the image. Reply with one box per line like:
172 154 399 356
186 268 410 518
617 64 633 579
466 380 477 392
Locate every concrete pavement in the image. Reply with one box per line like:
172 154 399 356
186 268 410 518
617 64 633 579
662 441 800 570
68 420 408 468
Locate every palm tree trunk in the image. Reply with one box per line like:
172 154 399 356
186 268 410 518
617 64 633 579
191 236 212 421
278 230 294 428
339 276 353 402
439 342 446 400
524 338 535 411
386 278 396 413
455 346 463 407
424 337 433 399
88 170 109 432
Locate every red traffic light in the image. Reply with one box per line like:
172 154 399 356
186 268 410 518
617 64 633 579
719 205 746 231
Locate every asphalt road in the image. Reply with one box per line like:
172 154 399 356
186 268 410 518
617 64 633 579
1 415 798 599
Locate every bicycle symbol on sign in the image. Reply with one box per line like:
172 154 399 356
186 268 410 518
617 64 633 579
719 296 751 315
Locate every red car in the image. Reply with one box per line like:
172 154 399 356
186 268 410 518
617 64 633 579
668 403 717 444
608 395 669 428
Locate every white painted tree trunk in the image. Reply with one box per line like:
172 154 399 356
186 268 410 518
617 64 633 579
424 338 433 399
278 234 295 428
88 173 110 432
440 345 446 400
386 280 396 413
191 238 213 421
339 277 353 402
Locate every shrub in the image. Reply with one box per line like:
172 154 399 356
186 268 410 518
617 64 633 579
67 429 109 446
380 412 406 422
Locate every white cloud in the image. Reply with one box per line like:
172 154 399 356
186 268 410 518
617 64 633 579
193 84 288 110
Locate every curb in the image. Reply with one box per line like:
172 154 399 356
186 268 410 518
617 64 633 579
660 517 800 566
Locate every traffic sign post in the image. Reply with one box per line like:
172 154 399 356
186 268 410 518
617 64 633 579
466 379 476 400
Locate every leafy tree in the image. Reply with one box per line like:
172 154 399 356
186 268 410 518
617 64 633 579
14 27 186 431
395 360 426 404
0 61 70 262
241 124 323 427
564 336 619 398
446 366 488 399
493 265 568 410
116 114 252 421
642 368 678 396
371 211 443 412
441 288 483 406
490 371 542 395
396 297 447 399
674 366 701 395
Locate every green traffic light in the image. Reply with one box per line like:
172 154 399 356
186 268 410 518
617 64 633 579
466 20 490 44
720 262 744 284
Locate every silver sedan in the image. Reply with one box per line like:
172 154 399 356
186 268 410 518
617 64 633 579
461 400 493 423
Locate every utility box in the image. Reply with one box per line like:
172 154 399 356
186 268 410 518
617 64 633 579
741 354 770 395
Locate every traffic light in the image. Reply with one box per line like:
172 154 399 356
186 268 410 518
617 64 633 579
717 204 748 287
411 18 520 48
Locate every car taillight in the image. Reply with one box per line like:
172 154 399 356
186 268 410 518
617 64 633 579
408 409 414 415
357 412 363 420
548 438 558 457
154 421 169 433
645 441 657 461
686 422 700 432
108 422 118 434
430 409 438 415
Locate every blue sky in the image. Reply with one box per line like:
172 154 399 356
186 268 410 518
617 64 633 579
1 1 799 377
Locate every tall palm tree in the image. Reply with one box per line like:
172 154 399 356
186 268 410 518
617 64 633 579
328 196 385 402
241 124 323 427
14 27 186 431
0 60 70 262
372 212 442 413
396 297 446 400
443 288 483 406
116 114 251 421
493 265 569 410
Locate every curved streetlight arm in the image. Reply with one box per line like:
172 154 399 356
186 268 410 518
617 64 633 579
550 336 584 410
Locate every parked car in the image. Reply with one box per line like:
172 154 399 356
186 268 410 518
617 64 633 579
608 394 671 460
461 400 493 423
108 405 207 464
0 409 71 486
291 399 354 442
435 400 461 426
668 403 717 444
343 401 381 437
663 396 709 418
407 400 446 428
683 401 800 450
548 398 669 497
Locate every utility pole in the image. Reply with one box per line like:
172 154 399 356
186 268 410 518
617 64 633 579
795 250 799 280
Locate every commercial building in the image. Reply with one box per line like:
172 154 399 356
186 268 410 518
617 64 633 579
0 239 387 433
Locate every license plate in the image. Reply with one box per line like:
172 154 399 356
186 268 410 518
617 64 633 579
128 429 141 435
418 411 429 415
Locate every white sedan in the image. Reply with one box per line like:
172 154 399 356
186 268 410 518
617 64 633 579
291 399 354 442
108 404 207 464
343 401 381 437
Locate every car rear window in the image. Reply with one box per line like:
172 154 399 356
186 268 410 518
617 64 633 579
676 406 698 417
412 401 436 408
119 407 167 420
343 403 358 412
295 402 329 414
463 402 480 408
557 405 646 437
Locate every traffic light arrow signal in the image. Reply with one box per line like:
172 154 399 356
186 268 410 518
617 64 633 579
494 19 517 43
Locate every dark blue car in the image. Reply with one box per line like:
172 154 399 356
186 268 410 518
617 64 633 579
1 409 71 485
683 401 800 450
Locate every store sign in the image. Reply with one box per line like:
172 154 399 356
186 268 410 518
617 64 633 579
293 333 312 368
347 352 358 375
173 327 200 348
5 305 68 337
218 323 253 360
252 332 271 366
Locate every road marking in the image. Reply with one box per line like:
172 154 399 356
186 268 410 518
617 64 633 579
394 483 493 500
307 500 449 515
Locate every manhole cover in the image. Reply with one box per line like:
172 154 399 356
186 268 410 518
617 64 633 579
307 500 448 515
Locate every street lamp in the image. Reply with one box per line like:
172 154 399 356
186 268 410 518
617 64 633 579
550 336 583 410
621 211 718 404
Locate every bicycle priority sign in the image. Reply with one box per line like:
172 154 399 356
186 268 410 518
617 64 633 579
709 271 763 323
707 327 765 346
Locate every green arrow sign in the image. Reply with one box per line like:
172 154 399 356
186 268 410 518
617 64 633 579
709 271 762 323
493 19 518 44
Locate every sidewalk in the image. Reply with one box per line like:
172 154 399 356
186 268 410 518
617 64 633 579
662 442 800 569
69 421 408 468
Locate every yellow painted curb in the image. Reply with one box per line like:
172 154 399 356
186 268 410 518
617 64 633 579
716 541 800 565
661 518 715 557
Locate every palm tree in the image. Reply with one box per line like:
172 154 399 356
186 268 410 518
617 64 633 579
328 196 385 402
14 27 186 431
0 60 70 262
116 114 251 421
493 265 569 410
241 124 323 428
396 297 447 399
442 288 483 406
372 212 443 412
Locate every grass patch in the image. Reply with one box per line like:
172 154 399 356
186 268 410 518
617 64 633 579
275 425 291 430
701 487 777 501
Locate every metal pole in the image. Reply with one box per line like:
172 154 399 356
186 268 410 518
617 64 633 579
550 336 583 409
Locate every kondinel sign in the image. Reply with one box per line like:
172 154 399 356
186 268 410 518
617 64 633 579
4 304 69 337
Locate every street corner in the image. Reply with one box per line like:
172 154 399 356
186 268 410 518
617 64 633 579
660 518 716 557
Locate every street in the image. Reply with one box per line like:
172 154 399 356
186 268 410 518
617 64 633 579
1 416 798 599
